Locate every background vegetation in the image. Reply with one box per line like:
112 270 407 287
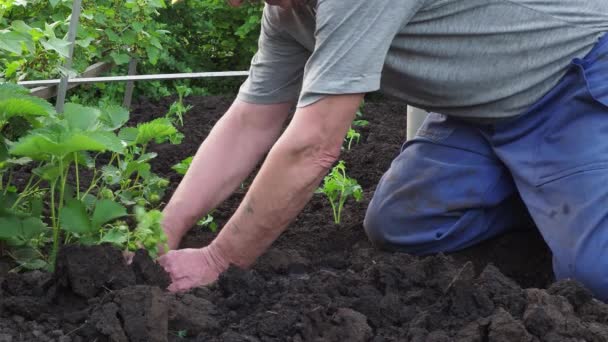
0 0 263 104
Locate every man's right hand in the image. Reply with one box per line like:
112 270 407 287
157 243 230 292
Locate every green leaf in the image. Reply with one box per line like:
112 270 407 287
11 246 47 270
0 84 54 121
11 128 124 158
59 199 92 234
100 228 128 245
41 37 71 58
0 215 20 239
171 156 192 175
145 46 160 65
63 103 101 131
0 31 24 55
118 127 138 146
135 118 177 145
0 215 45 241
137 152 157 163
33 164 62 181
20 217 46 240
99 105 129 131
92 200 127 229
76 37 94 48
110 52 130 65
0 97 53 121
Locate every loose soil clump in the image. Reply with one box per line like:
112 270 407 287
1 96 606 341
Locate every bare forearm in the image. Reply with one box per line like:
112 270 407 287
163 100 291 238
213 142 333 267
212 94 363 268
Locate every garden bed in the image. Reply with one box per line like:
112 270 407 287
1 96 607 341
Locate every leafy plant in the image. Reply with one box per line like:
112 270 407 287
344 101 368 150
316 161 363 224
345 128 360 150
166 85 193 126
0 84 180 269
171 156 192 175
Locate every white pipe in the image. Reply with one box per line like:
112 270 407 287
18 71 250 87
407 106 428 141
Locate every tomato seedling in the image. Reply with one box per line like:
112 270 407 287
316 161 363 224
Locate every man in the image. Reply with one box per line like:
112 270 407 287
158 0 608 299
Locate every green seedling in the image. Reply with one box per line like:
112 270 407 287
171 156 193 175
166 85 193 126
345 127 360 150
316 161 363 224
197 212 218 233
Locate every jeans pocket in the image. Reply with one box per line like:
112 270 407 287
415 112 455 143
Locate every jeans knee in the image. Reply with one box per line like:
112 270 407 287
363 200 392 250
556 254 608 301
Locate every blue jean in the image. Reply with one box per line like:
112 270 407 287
364 33 608 300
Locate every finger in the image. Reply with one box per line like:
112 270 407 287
123 251 135 265
168 281 189 293
157 254 169 267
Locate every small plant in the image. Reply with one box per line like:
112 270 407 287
344 102 368 150
166 85 193 126
316 161 363 224
197 212 218 233
171 156 192 175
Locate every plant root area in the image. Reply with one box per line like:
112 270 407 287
2 96 608 341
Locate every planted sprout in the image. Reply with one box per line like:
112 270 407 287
166 85 193 126
316 161 363 224
346 128 361 150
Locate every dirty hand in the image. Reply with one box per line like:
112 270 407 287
157 244 230 292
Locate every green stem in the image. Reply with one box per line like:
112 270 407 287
81 170 100 199
329 199 339 224
74 152 80 199
133 145 147 186
50 180 58 269
3 169 12 195
11 178 42 210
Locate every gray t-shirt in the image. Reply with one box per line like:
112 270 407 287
237 0 608 119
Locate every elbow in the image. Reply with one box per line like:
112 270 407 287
276 135 342 172
310 145 341 170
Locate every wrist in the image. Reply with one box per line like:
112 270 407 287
204 242 231 274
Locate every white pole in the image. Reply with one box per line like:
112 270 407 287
55 0 82 113
407 106 428 141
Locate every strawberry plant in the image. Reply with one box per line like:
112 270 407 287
316 161 363 224
0 83 178 269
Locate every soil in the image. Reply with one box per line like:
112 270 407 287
1 95 607 341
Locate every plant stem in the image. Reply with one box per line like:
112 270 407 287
329 199 339 224
74 152 80 199
11 179 43 210
50 180 58 269
3 169 13 195
133 144 147 186
81 170 100 199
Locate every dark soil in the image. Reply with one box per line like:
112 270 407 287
1 96 606 341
